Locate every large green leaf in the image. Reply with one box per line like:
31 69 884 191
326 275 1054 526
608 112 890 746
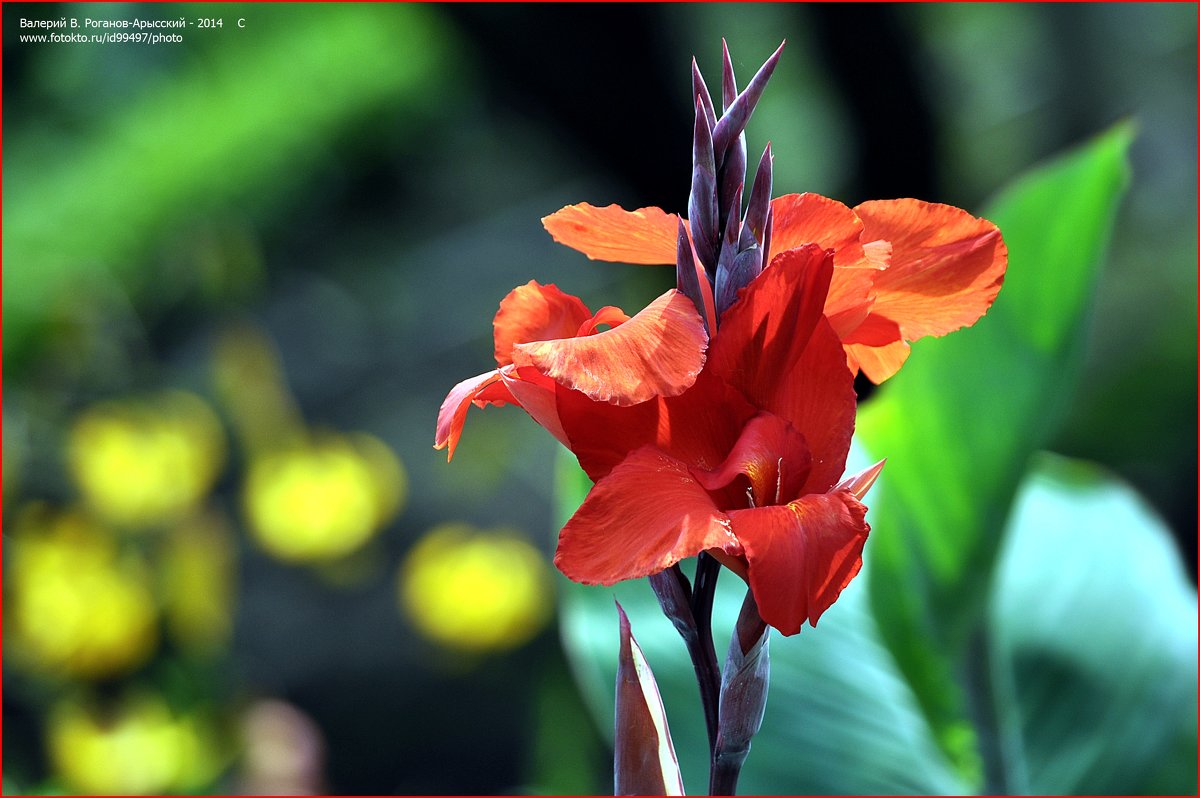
991 453 1197 795
857 125 1134 775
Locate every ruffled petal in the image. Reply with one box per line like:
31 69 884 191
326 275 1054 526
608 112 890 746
709 245 856 493
498 365 570 449
512 289 708 406
854 198 1007 341
728 491 869 636
555 447 740 585
434 369 514 460
542 203 681 265
555 367 757 483
493 281 593 367
694 412 812 509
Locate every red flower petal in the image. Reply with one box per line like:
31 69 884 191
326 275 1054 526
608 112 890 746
728 491 869 636
512 289 708 406
694 413 812 509
498 365 570 449
555 367 758 483
434 369 514 459
555 447 739 585
854 198 1007 341
493 281 592 367
542 203 681 265
709 245 856 493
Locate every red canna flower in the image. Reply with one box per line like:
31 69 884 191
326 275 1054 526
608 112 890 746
542 192 1007 384
435 40 1005 639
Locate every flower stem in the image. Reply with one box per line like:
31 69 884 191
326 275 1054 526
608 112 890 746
691 553 723 768
710 749 747 796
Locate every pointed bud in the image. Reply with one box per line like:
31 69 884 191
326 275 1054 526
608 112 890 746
674 219 707 331
648 565 697 644
834 459 886 500
692 58 718 133
739 143 774 252
689 96 719 280
713 591 771 792
714 186 744 318
721 39 738 112
761 206 774 272
716 243 763 319
615 602 685 796
712 41 785 166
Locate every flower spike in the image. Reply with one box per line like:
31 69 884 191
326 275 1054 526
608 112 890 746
721 38 738 112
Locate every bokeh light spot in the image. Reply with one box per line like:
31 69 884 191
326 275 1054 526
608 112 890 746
8 506 158 680
67 391 226 529
399 523 553 653
245 432 407 563
48 692 219 795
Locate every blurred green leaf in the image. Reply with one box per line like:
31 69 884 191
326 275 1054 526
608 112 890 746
3 4 457 369
857 124 1134 776
991 453 1197 795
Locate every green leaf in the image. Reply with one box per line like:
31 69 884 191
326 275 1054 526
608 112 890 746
857 124 1134 775
991 454 1197 795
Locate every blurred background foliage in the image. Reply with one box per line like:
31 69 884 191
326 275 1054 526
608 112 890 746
2 3 1195 795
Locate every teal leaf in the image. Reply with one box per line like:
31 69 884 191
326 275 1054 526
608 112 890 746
857 124 1134 773
991 454 1197 795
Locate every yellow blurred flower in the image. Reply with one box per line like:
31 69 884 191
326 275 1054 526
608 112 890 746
7 506 158 680
67 391 226 529
160 510 237 654
399 523 552 652
245 432 406 563
48 691 220 795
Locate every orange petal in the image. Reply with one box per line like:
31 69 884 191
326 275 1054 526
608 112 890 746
512 289 708 406
769 193 865 262
854 198 1007 340
709 245 856 494
434 369 513 460
542 203 681 264
845 339 911 384
554 447 739 585
498 365 570 449
768 193 886 340
729 491 869 636
493 281 592 367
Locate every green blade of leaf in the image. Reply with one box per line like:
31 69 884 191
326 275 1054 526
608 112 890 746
990 454 1198 795
858 124 1134 776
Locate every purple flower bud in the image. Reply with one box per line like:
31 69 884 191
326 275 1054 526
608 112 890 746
674 219 708 333
692 58 718 134
689 97 719 280
714 186 744 318
739 142 774 252
716 243 763 319
712 41 785 167
713 591 770 786
649 565 697 643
